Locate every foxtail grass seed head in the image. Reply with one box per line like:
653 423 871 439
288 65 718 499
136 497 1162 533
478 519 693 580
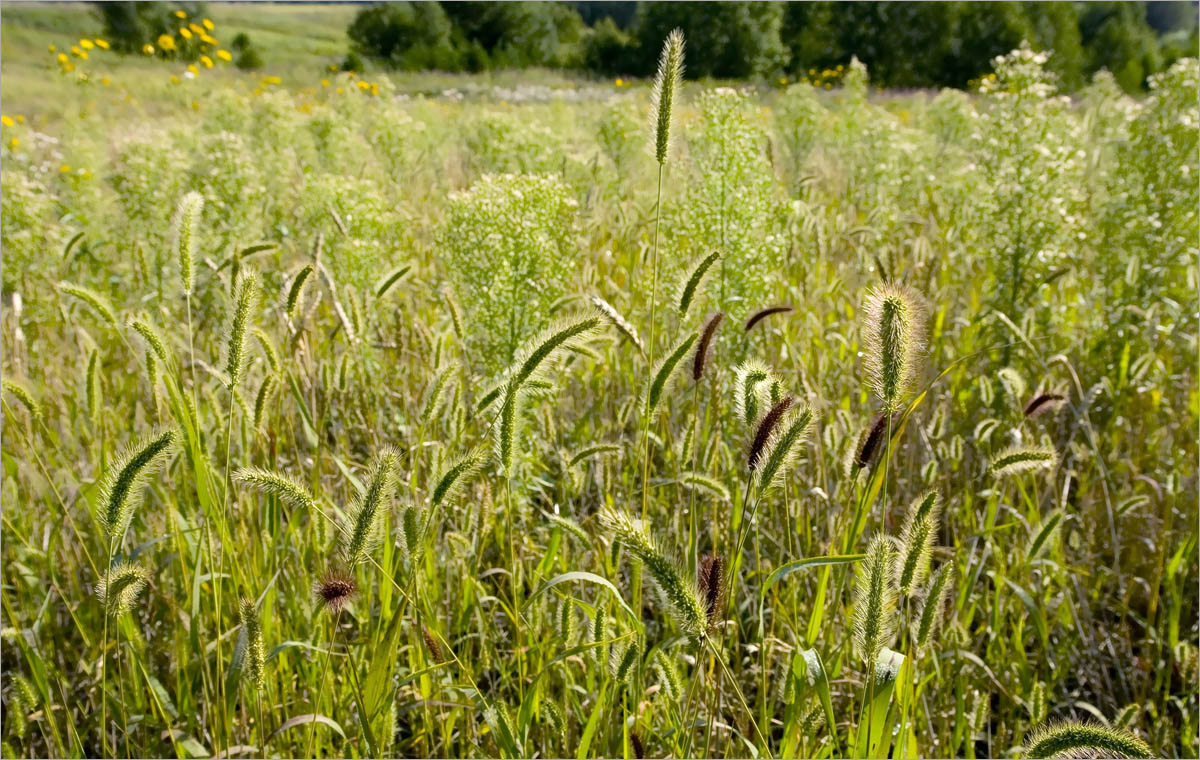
913 562 952 652
610 638 640 686
418 622 444 662
895 490 941 596
252 375 275 430
748 395 793 470
733 361 773 428
650 29 684 164
314 570 357 614
236 597 266 691
647 332 698 418
698 554 726 630
86 349 100 423
1029 681 1048 725
754 405 815 494
863 284 923 412
253 328 280 376
677 251 720 318
692 312 723 381
603 509 706 636
855 411 900 471
285 264 314 320
224 269 259 388
58 282 117 326
853 534 897 665
431 450 483 509
96 562 148 614
557 598 576 644
129 318 170 365
1025 391 1067 418
97 428 176 540
2 379 42 421
591 296 645 357
234 467 315 512
1025 721 1152 759
990 445 1058 477
343 447 398 564
653 649 682 703
173 191 203 295
745 305 794 332
374 264 412 299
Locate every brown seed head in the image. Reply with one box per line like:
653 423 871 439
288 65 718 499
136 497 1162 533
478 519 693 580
314 571 357 614
698 554 726 629
744 305 793 332
1024 391 1066 418
749 396 794 471
692 312 724 381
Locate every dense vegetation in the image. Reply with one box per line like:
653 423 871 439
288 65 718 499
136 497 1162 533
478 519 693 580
344 1 1198 89
2 11 1198 760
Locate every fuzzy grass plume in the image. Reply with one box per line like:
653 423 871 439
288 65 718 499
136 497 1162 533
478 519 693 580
172 191 203 296
603 509 706 636
853 534 897 664
754 405 815 494
96 429 176 541
745 305 793 332
2 379 42 421
646 332 697 418
677 251 720 317
733 360 774 428
224 269 259 388
1025 721 1152 759
990 445 1058 477
236 597 266 691
863 284 923 412
58 282 117 326
895 490 942 596
913 562 953 652
692 312 724 381
591 296 645 357
234 467 316 512
95 562 148 614
649 28 685 165
343 447 398 564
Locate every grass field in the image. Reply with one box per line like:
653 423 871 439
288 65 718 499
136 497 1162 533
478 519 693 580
1 5 1198 760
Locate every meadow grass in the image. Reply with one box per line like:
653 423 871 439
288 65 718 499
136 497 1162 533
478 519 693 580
1 13 1197 760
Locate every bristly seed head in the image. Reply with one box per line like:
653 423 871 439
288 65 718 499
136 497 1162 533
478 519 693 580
855 411 901 471
697 554 725 630
650 29 685 165
314 571 357 614
692 312 724 381
224 269 259 388
745 305 793 332
172 191 203 296
748 396 794 471
1024 391 1067 418
863 284 923 412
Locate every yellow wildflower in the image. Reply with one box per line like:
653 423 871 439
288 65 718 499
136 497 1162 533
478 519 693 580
57 52 69 64
143 44 155 55
174 9 186 18
216 49 232 62
336 87 343 94
1 115 13 127
187 63 198 75
200 55 213 68
265 75 281 85
48 44 56 53
189 23 203 34
63 62 75 73
157 34 176 51
8 137 18 149
202 18 214 30
170 75 180 84
200 34 217 45
179 27 193 40
95 38 109 49
370 82 379 96
16 115 24 123
321 78 330 87
357 80 369 90
615 77 623 86
60 164 71 173
79 39 94 50
101 76 111 85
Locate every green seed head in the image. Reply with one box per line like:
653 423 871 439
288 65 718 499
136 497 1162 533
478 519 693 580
650 29 685 164
863 284 923 412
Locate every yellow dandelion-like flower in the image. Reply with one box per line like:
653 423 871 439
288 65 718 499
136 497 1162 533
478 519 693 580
200 33 217 45
60 164 71 173
48 44 57 53
203 18 214 30
191 100 199 111
321 78 329 87
778 76 787 85
825 82 832 89
143 44 155 55
170 75 180 84
356 80 369 90
615 77 623 86
157 34 176 51
336 87 343 94
79 39 95 50
95 38 109 49
370 83 379 96
216 49 232 62
16 115 24 123
63 62 76 73
808 68 815 75
189 23 203 34
200 55 213 68
8 137 18 149
179 27 193 40
70 45 82 56
1 115 13 127
57 52 69 64
102 76 111 85
187 63 198 75
265 75 281 85
174 9 186 18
